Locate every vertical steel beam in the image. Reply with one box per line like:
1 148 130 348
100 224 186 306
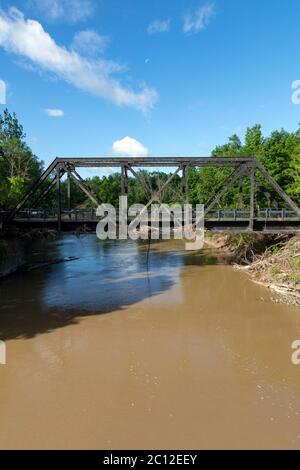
185 165 189 204
56 166 62 233
125 166 128 194
67 172 71 219
182 166 186 206
182 165 189 205
239 175 244 208
249 164 255 230
121 164 128 196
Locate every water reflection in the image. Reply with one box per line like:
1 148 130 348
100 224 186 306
0 237 201 340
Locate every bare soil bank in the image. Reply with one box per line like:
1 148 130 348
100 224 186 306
206 232 300 306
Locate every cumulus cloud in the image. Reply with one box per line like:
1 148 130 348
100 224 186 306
112 137 149 157
71 30 109 56
183 3 215 34
147 19 170 35
44 108 64 117
0 79 6 104
28 0 94 23
0 8 158 112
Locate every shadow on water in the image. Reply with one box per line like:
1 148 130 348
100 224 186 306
0 235 223 341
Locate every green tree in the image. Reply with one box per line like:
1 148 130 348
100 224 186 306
287 147 300 203
0 109 43 208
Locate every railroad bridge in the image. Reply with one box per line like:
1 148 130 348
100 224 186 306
2 156 300 233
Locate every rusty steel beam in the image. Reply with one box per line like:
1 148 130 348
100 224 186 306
31 170 64 208
121 164 129 196
67 171 99 207
56 167 62 233
255 160 300 217
125 164 153 197
6 155 300 224
249 164 255 230
204 165 249 215
6 158 60 221
182 165 189 205
55 156 256 168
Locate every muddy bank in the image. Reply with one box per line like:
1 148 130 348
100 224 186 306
206 233 300 306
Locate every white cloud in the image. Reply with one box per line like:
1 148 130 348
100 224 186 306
44 108 64 117
147 19 170 35
0 79 6 104
0 8 158 113
72 30 109 56
112 137 149 157
183 3 215 34
29 0 94 23
87 167 114 175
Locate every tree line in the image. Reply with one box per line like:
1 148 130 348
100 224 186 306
0 109 299 211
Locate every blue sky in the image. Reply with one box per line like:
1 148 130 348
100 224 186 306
1 0 300 173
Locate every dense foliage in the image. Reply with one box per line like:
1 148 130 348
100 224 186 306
0 109 299 211
0 110 43 208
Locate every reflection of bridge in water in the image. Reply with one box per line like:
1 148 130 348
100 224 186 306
3 156 300 233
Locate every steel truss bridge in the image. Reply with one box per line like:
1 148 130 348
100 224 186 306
3 156 300 233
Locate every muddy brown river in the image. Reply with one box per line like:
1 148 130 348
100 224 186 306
0 235 300 450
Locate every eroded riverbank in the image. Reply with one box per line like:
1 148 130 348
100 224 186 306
206 233 300 306
1 236 300 449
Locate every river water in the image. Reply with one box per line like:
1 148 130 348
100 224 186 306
0 235 300 450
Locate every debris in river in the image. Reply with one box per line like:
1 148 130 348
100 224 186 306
233 235 300 306
20 256 79 272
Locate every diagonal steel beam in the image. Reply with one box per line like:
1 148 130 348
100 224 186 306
159 166 181 198
125 164 153 198
204 164 249 215
255 160 300 217
67 171 99 206
6 158 60 221
31 169 65 208
72 169 98 197
129 166 182 229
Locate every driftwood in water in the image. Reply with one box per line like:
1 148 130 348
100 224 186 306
20 256 79 272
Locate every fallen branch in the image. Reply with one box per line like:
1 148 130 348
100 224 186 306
20 256 79 272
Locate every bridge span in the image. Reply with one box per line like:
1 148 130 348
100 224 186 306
3 156 300 233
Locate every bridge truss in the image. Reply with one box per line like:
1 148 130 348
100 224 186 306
5 156 300 232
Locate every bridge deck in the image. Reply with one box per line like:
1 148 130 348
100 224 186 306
2 208 299 233
6 218 300 234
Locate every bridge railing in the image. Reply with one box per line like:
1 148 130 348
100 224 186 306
205 208 299 221
2 207 299 222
